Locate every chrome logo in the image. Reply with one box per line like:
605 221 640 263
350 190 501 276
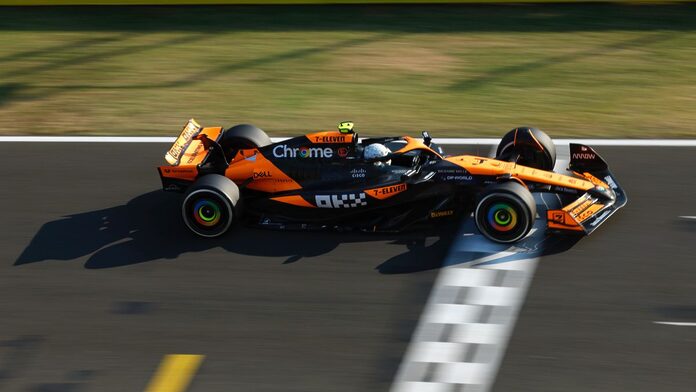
487 203 517 232
272 145 333 158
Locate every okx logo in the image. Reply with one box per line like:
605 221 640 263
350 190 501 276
273 145 333 159
315 193 367 208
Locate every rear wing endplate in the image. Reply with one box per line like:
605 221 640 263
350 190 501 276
165 119 203 165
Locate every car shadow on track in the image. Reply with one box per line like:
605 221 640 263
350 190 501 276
15 190 459 271
377 220 582 273
378 190 585 272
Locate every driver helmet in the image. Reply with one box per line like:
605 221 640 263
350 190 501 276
364 143 391 166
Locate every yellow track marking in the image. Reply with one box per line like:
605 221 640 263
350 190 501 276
144 354 204 392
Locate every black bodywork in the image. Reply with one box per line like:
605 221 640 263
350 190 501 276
233 134 495 232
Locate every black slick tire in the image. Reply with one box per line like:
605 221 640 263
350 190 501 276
496 127 556 170
182 174 240 238
474 181 536 244
220 124 272 160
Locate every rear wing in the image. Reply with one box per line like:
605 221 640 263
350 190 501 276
164 119 223 166
158 119 225 192
165 119 201 165
547 143 627 235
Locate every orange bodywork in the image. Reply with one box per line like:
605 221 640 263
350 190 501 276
159 124 222 182
444 155 610 233
547 210 584 231
394 137 443 158
179 126 223 166
270 195 316 208
165 119 203 165
159 165 199 182
445 155 595 192
577 171 609 189
305 131 355 144
159 122 616 232
547 193 607 231
563 194 605 223
365 183 407 200
575 203 605 222
225 149 302 193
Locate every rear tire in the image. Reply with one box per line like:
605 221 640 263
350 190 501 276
182 174 240 238
496 127 556 170
220 124 271 160
475 182 536 244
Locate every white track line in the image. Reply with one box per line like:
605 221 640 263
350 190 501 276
1 136 696 146
679 216 696 220
436 138 696 146
653 321 696 327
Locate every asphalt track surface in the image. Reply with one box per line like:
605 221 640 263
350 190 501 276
1 143 694 391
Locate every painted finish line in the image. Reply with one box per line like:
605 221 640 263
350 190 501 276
390 221 546 392
391 155 577 392
391 191 573 392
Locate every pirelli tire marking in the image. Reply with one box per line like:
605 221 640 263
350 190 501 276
315 193 368 208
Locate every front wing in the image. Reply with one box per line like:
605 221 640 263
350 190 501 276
546 144 627 235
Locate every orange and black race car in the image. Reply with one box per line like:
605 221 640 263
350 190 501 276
158 120 626 243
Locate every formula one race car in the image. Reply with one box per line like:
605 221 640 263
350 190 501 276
158 120 626 243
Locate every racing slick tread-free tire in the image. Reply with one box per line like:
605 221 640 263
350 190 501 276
496 127 556 171
220 124 272 160
475 181 536 244
182 174 240 238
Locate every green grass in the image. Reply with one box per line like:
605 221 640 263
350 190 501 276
0 1 681 4
0 4 695 138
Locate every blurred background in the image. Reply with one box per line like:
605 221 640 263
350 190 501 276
1 1 695 137
1 2 695 392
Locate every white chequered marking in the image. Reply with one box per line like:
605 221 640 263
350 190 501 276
439 267 496 287
423 304 482 324
393 382 453 392
435 362 490 384
409 342 465 363
391 236 537 392
451 323 506 345
467 286 521 307
391 159 571 392
430 285 460 304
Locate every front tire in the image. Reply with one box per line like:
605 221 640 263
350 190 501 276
496 127 556 171
182 175 240 238
475 182 536 244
